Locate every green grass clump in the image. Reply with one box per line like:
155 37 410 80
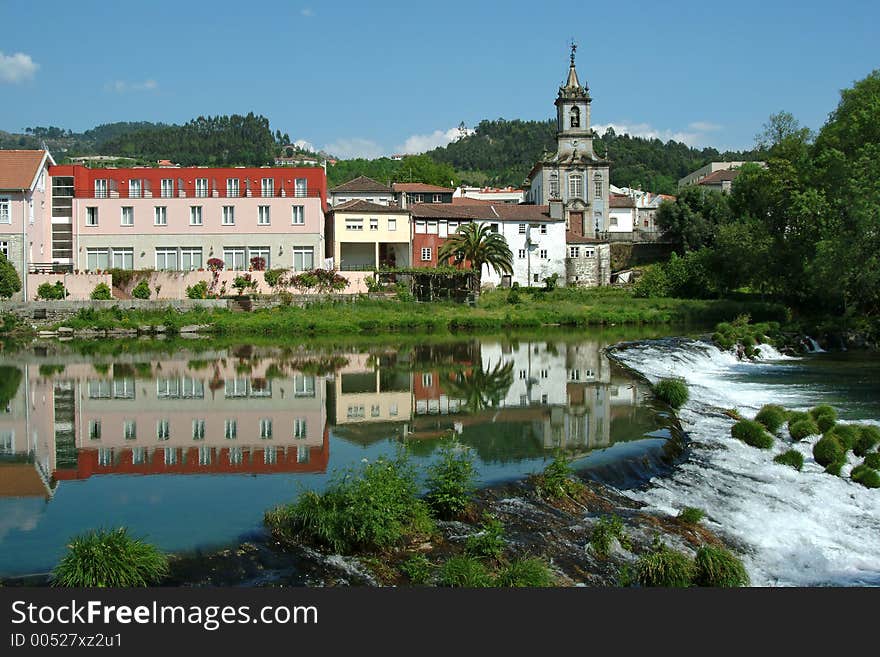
424 441 476 519
652 378 689 409
634 542 695 588
809 405 838 426
533 451 585 500
854 426 880 457
438 556 494 587
789 417 820 441
400 554 435 585
494 557 555 587
863 453 880 470
465 514 506 560
52 528 168 587
731 420 774 449
754 404 788 433
693 546 750 587
89 282 112 300
824 460 845 476
813 434 846 467
850 464 880 489
677 507 706 524
773 450 804 471
589 515 631 558
264 451 433 553
827 424 860 451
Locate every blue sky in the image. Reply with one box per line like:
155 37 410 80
1 0 876 158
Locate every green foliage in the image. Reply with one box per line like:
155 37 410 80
632 251 715 299
824 460 845 476
438 555 494 588
809 405 838 432
264 452 433 553
400 554 435 585
850 464 880 489
534 451 584 500
424 441 476 519
395 281 414 302
693 546 750 587
90 283 112 300
677 507 707 524
731 420 774 449
774 450 804 471
232 274 258 295
51 528 168 587
131 279 151 300
854 426 880 457
589 515 631 558
0 253 22 298
755 405 788 433
437 222 513 292
813 434 845 467
328 154 459 189
507 287 521 304
185 280 209 299
0 366 23 408
36 281 67 300
263 268 287 290
827 424 859 451
862 453 880 470
494 557 555 587
789 417 820 440
635 541 695 588
465 514 506 560
652 378 689 409
655 186 733 252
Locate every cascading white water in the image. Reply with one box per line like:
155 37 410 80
611 339 880 586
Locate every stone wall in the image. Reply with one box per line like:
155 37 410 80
565 244 611 287
0 299 227 323
28 273 112 301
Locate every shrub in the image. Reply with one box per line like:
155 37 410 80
693 546 749 587
825 460 845 476
0 366 23 408
395 281 414 302
439 556 493 587
813 434 845 467
828 424 860 451
131 279 151 300
809 405 838 426
652 378 689 409
731 420 773 449
51 528 168 587
186 280 209 299
534 451 584 500
207 257 224 272
850 464 880 489
789 417 820 440
0 252 22 299
677 507 706 524
773 449 804 471
590 515 631 558
36 281 66 300
263 268 287 289
754 405 788 433
495 557 555 587
854 426 880 457
90 283 112 300
400 554 435 585
863 453 880 470
635 542 695 587
424 441 476 519
249 256 266 271
507 288 520 304
465 514 506 560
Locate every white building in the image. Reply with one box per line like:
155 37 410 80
328 175 395 207
454 186 525 204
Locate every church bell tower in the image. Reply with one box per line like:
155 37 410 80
554 44 593 159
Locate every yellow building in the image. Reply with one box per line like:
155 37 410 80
325 200 411 270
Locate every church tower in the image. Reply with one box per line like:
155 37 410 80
554 44 594 160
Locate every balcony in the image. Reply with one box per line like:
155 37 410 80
73 185 321 200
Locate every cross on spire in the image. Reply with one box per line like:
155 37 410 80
570 40 577 66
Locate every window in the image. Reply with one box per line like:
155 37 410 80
295 178 307 197
156 248 178 271
86 207 98 226
540 224 547 234
371 405 380 418
541 369 548 379
519 369 527 380
296 445 309 464
157 378 181 399
123 421 137 440
89 420 101 441
569 246 580 258
157 420 170 441
412 194 423 203
0 197 10 225
594 173 603 199
346 217 363 231
249 246 270 269
422 373 433 387
388 218 396 231
258 206 271 225
539 249 548 259
132 447 146 465
518 224 526 234
129 179 142 198
86 248 109 271
432 194 442 203
347 405 365 419
585 248 596 258
199 446 211 466
610 216 618 226
260 419 273 440
427 221 438 234
541 394 548 404
292 246 314 271
224 419 237 440
489 223 499 233
294 418 307 439
291 205 305 225
414 220 425 233
94 179 108 199
533 274 539 283
229 447 242 464
226 178 239 197
369 218 378 230
195 178 208 198
222 206 235 225
570 106 580 128
569 174 583 199
569 369 581 381
261 178 274 197
161 179 173 198
181 247 202 271
0 241 7 259
112 248 134 270
421 247 432 261
154 206 167 226
263 446 277 464
121 206 134 226
549 174 559 198
164 448 177 465
389 403 398 417
192 419 206 441
518 249 526 259
223 247 246 270
294 375 316 397
190 206 203 226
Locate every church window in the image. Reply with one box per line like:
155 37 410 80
550 173 559 198
569 174 583 199
570 106 580 128
594 173 603 199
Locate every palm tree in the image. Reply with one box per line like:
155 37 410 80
437 222 513 296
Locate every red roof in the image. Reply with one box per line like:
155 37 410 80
0 150 49 190
331 199 407 214
566 231 605 244
451 196 495 205
698 169 740 185
609 194 635 208
329 175 392 193
392 182 454 193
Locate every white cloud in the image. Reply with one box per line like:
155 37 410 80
0 51 39 83
593 121 707 147
688 121 722 132
293 139 315 152
395 126 473 154
301 8 314 17
322 137 385 160
106 79 158 93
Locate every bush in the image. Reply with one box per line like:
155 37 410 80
249 256 266 271
186 280 209 299
52 528 168 587
813 434 845 467
0 252 22 299
425 441 476 519
90 283 112 300
465 514 506 560
789 417 820 440
731 420 773 449
754 405 788 433
264 452 433 553
263 268 287 289
400 554 435 585
439 556 493 587
773 449 804 471
693 546 749 587
131 279 151 299
825 460 845 476
677 507 706 524
827 424 860 451
495 557 555 587
809 405 838 425
207 257 224 272
635 542 695 587
507 288 521 304
652 378 689 409
850 464 880 489
534 451 584 500
863 453 880 470
854 426 880 457
36 281 66 300
590 515 631 558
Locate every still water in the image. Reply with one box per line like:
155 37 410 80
0 330 676 576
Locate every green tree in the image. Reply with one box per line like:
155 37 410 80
655 186 732 251
437 222 513 295
0 253 22 298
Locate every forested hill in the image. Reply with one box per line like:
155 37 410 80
427 118 764 193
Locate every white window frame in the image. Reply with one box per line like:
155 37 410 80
181 247 203 271
0 241 8 259
585 248 596 258
86 207 99 226
432 194 442 203
195 178 208 198
192 419 206 441
222 205 235 225
226 178 240 198
111 248 134 270
260 418 273 440
539 249 548 259
295 178 307 197
293 418 307 439
369 218 379 231
291 205 305 225
345 218 363 231
123 420 137 441
154 206 167 226
569 174 583 199
120 206 134 226
155 247 178 271
569 246 580 258
258 205 271 225
421 247 432 261
518 224 526 234
249 246 270 269
292 246 314 271
223 247 246 270
261 178 274 198
94 179 108 199
86 248 110 271
129 179 142 198
157 419 170 441
161 178 174 198
388 218 396 231
518 249 526 259
540 224 547 234
190 206 203 226
224 419 237 440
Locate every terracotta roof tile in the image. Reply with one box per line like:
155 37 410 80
392 182 454 193
698 169 740 184
329 175 392 193
411 203 557 222
331 199 407 214
566 231 605 244
609 194 635 208
0 150 47 190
